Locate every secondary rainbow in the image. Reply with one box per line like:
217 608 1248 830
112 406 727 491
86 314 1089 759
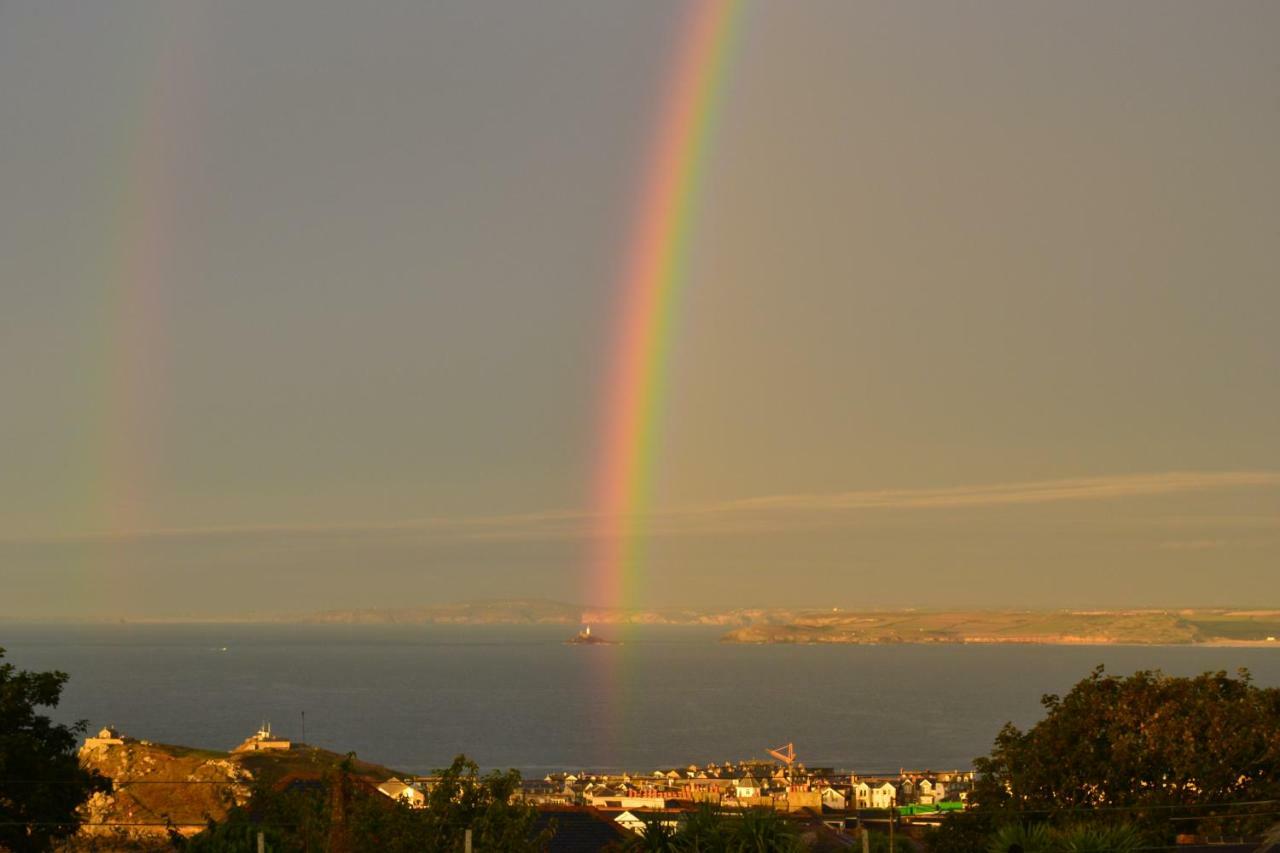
593 0 745 610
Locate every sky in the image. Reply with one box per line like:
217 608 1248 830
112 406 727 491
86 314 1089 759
1 0 1277 619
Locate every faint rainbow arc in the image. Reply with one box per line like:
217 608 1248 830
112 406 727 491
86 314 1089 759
66 10 200 621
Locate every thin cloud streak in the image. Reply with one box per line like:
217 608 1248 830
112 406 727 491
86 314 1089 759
716 471 1280 512
5 470 1277 545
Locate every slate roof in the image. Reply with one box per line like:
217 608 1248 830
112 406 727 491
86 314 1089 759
534 806 631 853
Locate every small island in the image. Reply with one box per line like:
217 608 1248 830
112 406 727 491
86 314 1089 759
565 625 617 645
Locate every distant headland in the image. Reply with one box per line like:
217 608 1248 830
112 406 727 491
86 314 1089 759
298 600 1280 647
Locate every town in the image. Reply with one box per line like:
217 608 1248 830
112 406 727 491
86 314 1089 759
44 666 1280 851
80 723 973 849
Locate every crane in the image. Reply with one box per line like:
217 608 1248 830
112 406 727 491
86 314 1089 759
766 742 797 767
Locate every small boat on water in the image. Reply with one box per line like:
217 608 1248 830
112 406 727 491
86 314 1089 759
565 625 617 645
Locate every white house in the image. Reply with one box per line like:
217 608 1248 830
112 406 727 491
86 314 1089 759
734 777 763 799
615 810 684 837
820 786 848 810
871 782 896 809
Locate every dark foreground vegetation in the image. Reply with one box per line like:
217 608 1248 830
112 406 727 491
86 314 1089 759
179 755 547 852
4 645 1280 851
926 667 1280 853
0 649 106 852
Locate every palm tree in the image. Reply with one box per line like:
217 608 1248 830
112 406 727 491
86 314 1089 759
1056 823 1142 853
622 813 681 852
986 822 1054 853
677 804 730 852
723 807 805 853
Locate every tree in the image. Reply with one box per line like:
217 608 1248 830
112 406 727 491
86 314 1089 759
672 803 728 852
618 805 804 853
623 812 681 852
721 808 804 852
352 755 549 852
969 667 1280 836
185 753 550 852
0 647 107 852
983 821 1143 853
928 666 1280 853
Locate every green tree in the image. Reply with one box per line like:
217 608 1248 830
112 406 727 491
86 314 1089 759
182 775 327 852
0 647 107 852
354 755 548 852
1054 823 1142 853
185 753 549 852
622 812 681 852
983 821 1143 853
970 667 1280 824
929 666 1280 853
619 805 803 853
672 803 729 852
924 810 997 853
984 822 1054 853
721 808 804 853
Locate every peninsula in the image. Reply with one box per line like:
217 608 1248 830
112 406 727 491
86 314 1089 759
719 609 1280 646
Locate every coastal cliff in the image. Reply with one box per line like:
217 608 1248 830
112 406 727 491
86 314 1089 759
720 610 1280 645
76 738 399 846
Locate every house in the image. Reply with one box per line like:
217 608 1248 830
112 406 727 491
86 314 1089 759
613 809 685 837
819 786 848 810
532 806 631 852
376 778 426 808
853 780 904 810
918 779 946 805
735 777 763 799
232 723 291 753
855 778 896 809
585 792 669 810
84 726 127 750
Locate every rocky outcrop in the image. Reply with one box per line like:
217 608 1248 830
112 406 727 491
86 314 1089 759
76 741 252 846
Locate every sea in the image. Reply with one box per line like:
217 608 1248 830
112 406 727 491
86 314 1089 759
3 623 1278 777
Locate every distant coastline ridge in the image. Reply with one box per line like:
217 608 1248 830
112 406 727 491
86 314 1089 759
299 600 1280 647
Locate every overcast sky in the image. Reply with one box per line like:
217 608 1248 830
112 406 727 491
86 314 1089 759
2 0 1277 619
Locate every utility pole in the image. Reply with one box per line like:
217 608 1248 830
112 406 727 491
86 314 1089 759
464 828 473 853
301 710 306 744
257 830 265 853
889 804 895 853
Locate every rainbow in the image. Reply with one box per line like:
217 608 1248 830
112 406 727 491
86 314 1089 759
593 0 745 611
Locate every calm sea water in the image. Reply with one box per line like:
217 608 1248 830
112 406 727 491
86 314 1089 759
3 624 1278 776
